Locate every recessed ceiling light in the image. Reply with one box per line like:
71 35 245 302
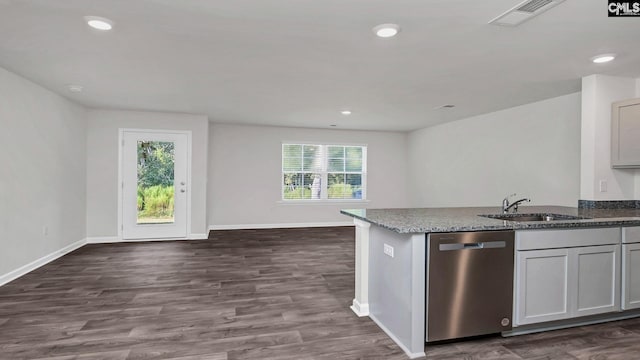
373 24 400 38
330 124 337 127
67 84 83 93
592 54 616 64
341 110 352 115
84 16 113 31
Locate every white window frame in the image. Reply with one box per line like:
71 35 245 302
281 142 367 202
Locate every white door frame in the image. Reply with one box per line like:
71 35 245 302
117 128 193 241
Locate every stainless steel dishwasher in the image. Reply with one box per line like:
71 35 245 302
426 231 515 342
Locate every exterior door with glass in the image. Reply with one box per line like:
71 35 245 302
121 129 190 239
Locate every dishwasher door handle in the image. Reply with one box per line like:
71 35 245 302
439 241 506 251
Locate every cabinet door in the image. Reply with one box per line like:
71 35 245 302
612 97 640 168
623 243 640 310
573 245 620 317
516 248 571 325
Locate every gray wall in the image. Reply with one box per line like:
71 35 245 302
407 92 582 207
207 123 409 228
0 66 87 277
86 110 209 238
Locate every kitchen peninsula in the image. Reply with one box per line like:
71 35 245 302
341 205 640 359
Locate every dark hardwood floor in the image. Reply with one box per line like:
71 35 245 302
2 227 640 359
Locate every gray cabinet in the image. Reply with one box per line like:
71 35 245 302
574 245 620 317
611 97 640 168
622 227 640 310
516 248 570 325
515 228 621 326
515 245 620 325
622 242 640 310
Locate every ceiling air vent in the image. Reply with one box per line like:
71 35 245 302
517 0 554 13
489 0 565 26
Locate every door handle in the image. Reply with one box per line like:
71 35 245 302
440 243 484 251
439 241 505 251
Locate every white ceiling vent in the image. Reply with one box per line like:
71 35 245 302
489 0 565 26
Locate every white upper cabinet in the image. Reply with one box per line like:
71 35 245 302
612 97 640 168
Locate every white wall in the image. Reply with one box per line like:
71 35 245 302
208 124 408 228
580 74 639 201
0 67 87 278
86 110 209 238
635 78 640 199
407 92 581 207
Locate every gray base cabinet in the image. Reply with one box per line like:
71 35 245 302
516 248 570 325
515 228 621 326
574 245 620 317
622 227 640 310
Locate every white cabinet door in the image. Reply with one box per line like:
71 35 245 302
623 243 640 310
574 245 620 317
516 248 571 325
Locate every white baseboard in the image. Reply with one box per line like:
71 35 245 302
86 236 120 244
208 221 354 231
187 233 208 239
350 299 370 317
0 238 86 286
369 313 426 359
86 234 208 243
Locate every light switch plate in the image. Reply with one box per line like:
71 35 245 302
599 180 608 192
383 244 394 258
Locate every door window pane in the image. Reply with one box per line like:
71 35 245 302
137 141 175 224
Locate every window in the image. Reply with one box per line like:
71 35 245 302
282 143 367 201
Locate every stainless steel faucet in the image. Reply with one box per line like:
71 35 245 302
502 194 531 214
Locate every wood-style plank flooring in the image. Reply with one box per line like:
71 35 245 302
2 227 640 359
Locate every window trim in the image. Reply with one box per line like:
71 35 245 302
281 142 367 202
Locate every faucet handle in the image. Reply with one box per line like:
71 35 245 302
512 198 531 213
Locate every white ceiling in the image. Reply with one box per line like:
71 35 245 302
0 0 639 131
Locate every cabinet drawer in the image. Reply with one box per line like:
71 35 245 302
623 227 640 244
516 228 621 250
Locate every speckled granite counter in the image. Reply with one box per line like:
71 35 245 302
340 206 640 233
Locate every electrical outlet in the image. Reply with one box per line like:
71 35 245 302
43 226 48 236
383 244 394 258
600 180 608 193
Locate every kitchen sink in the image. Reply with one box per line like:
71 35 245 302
480 213 591 222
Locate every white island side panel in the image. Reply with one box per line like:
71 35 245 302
368 225 425 358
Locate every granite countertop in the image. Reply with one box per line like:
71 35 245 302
340 206 640 234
